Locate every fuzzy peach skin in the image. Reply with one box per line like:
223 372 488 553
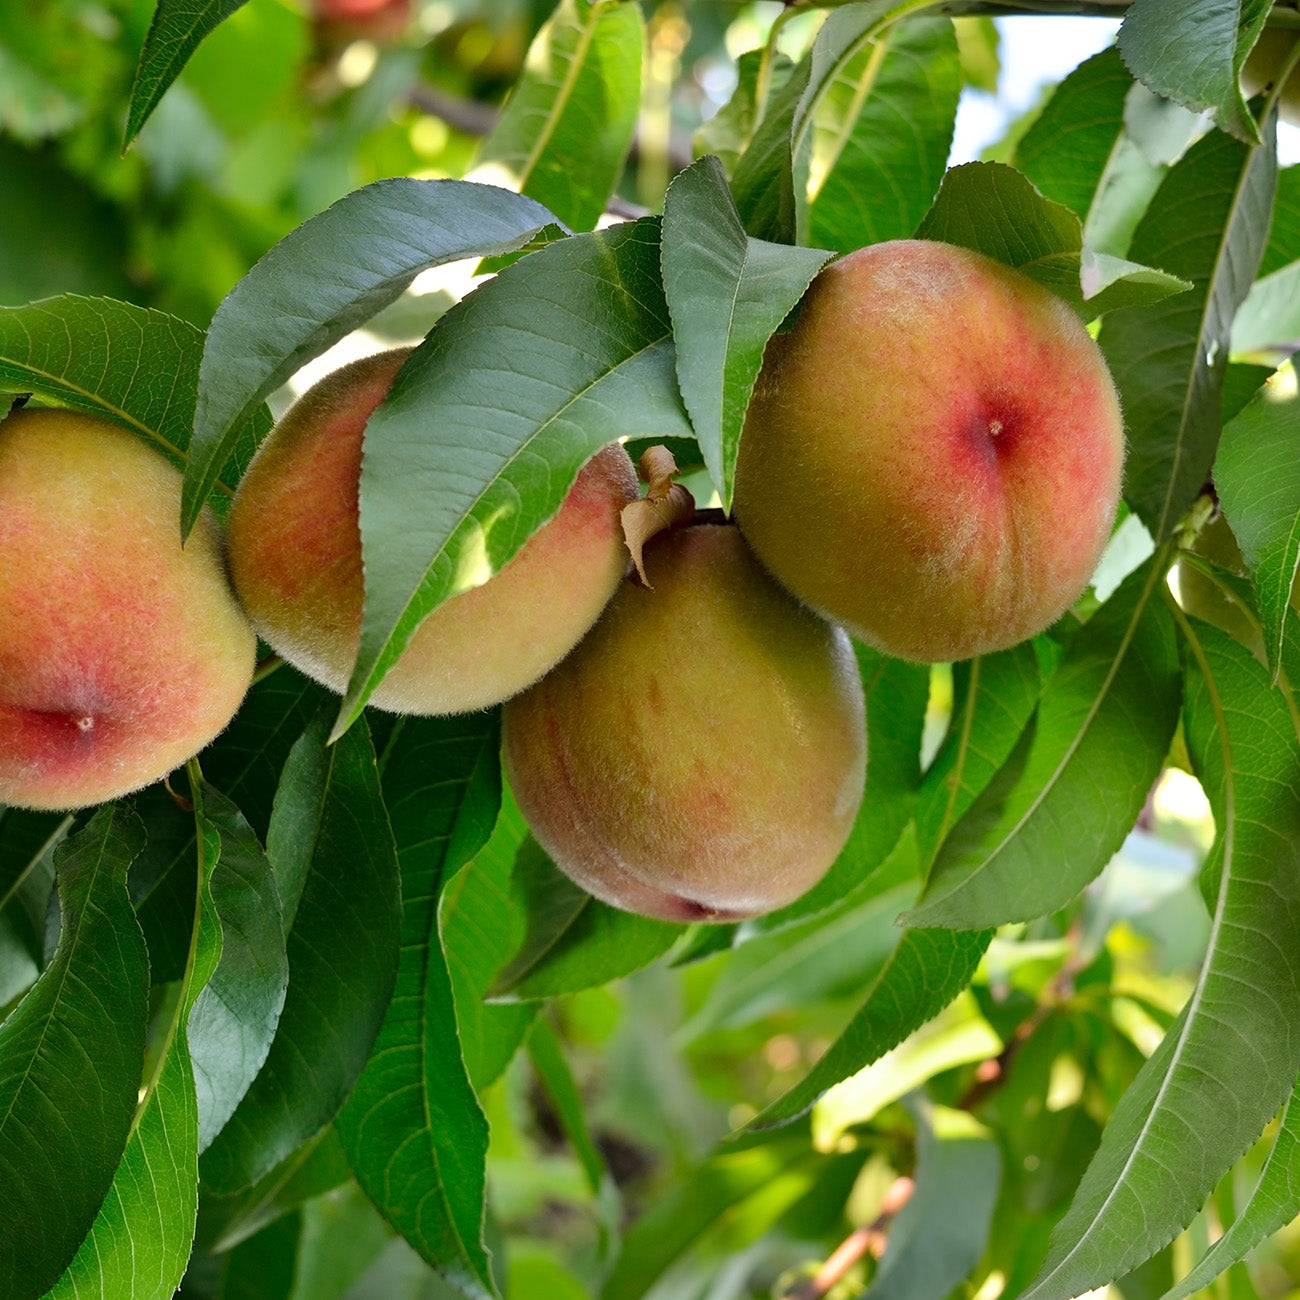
226 349 641 715
0 408 257 811
732 240 1126 663
502 523 867 923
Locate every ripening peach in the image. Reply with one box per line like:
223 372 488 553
503 523 867 922
226 349 640 714
0 408 256 810
732 239 1126 663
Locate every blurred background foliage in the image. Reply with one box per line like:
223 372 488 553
5 3 1299 1297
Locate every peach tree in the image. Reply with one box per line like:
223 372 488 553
1 1 1299 1297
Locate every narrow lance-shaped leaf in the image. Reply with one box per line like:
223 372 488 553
1162 1074 1300 1300
200 710 401 1194
800 13 961 255
915 162 1190 319
729 56 811 245
0 296 265 516
1100 117 1276 542
904 556 1182 930
491 838 681 1001
476 0 643 233
660 154 830 512
343 217 692 736
45 791 228 1299
740 924 992 1134
187 782 288 1152
913 642 1043 874
1212 371 1300 679
1021 615 1300 1300
337 712 502 1300
1117 0 1271 145
184 179 560 535
0 806 149 1300
1012 47 1134 224
862 1099 1001 1300
124 0 249 147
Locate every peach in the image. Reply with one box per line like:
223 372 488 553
732 239 1126 663
0 408 256 811
502 523 867 922
226 349 640 714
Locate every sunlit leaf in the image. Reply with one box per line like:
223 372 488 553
476 0 643 232
125 0 249 146
801 13 961 254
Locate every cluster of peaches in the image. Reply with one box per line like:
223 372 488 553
0 241 1125 921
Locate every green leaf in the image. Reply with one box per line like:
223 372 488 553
476 0 643 233
599 1132 823 1300
1117 0 1271 145
337 712 502 1300
741 923 993 1134
1214 372 1300 677
442 792 539 1091
184 179 558 536
660 155 831 512
904 558 1182 930
342 217 691 734
491 838 681 1000
915 161 1189 319
527 1017 607 1195
0 806 148 1300
813 992 1002 1144
863 1100 1001 1300
188 782 288 1152
0 295 264 516
679 877 917 1044
1021 616 1300 1300
198 1127 352 1255
124 0 249 147
0 807 66 978
201 711 401 1194
763 647 931 927
1161 1076 1300 1300
801 14 961 254
694 49 791 176
1100 119 1276 541
1012 47 1133 223
45 794 228 1298
199 668 333 844
730 58 811 244
913 643 1043 874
